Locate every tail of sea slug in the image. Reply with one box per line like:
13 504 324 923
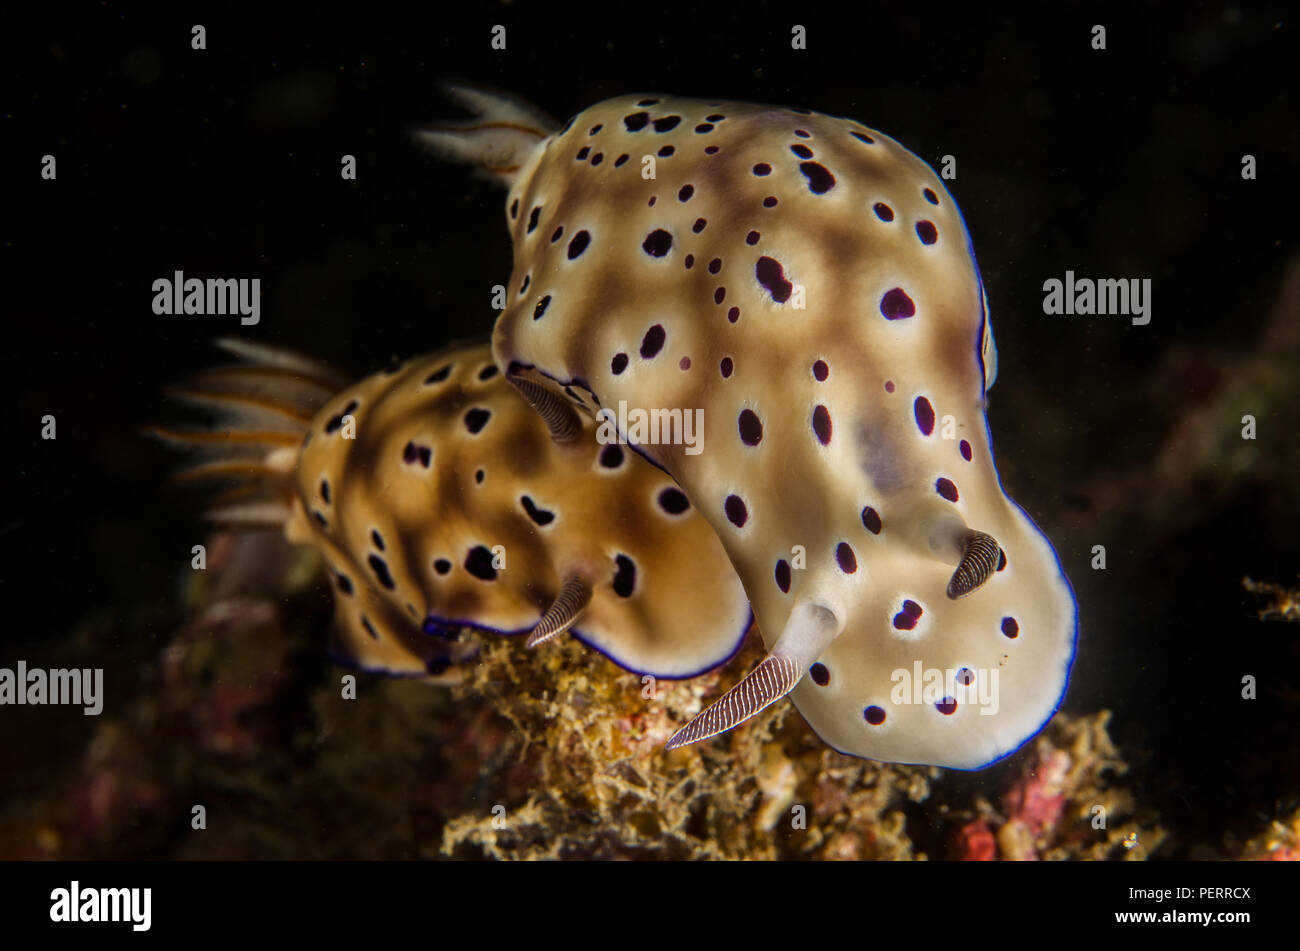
144 338 349 526
412 80 559 188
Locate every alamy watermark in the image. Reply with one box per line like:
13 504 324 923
890 662 999 715
0 661 102 715
152 271 260 325
50 882 150 931
1042 270 1151 326
594 401 703 456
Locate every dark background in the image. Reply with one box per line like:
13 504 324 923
2 1 1298 856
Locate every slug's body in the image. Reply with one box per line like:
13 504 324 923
154 340 751 682
424 88 1077 768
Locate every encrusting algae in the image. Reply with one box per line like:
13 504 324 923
439 628 933 860
438 628 1158 861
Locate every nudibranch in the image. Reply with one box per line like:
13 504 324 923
151 339 751 682
422 86 1077 768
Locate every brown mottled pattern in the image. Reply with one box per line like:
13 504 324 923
489 95 1075 768
287 343 750 679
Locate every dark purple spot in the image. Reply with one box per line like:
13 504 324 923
1001 617 1019 639
936 478 959 502
997 550 1007 571
567 230 591 259
509 198 519 219
527 206 540 233
936 697 958 715
679 356 691 370
533 295 552 320
659 487 690 514
794 129 810 138
799 162 835 194
836 542 857 573
335 572 353 595
600 444 624 468
464 408 491 434
613 554 637 597
755 256 793 303
611 352 628 375
591 152 604 166
727 306 739 323
648 196 657 206
960 439 972 461
550 225 564 243
790 144 813 159
763 196 778 208
643 228 673 257
314 511 328 528
753 163 771 176
724 494 748 527
657 145 675 157
478 364 498 381
623 112 650 131
813 360 829 381
371 529 386 551
361 616 379 640
640 324 666 358
851 131 875 145
704 145 719 154
576 146 590 161
518 274 531 294
873 202 894 222
653 115 681 132
323 399 359 435
714 286 726 304
923 187 939 205
916 220 938 245
861 506 882 534
880 287 916 320
465 545 498 581
738 409 763 445
684 254 694 269
957 667 975 686
707 114 726 122
775 559 791 593
694 123 714 133
813 405 832 445
424 365 452 385
707 257 722 274
810 663 830 686
678 184 694 202
892 599 926 631
521 495 555 526
434 559 451 575
614 153 629 167
589 123 603 135
368 554 396 590
692 217 707 234
637 98 660 107
864 705 886 725
746 230 760 245
319 478 331 504
914 396 935 435
720 357 734 378
884 380 896 393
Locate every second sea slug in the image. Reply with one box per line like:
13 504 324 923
151 338 752 683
